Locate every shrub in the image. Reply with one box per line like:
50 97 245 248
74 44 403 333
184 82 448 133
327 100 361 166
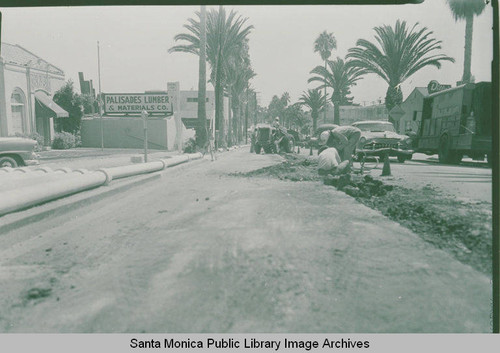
74 130 82 147
52 132 76 149
183 137 197 153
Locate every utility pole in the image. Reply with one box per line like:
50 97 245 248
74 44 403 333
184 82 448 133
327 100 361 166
97 41 104 151
245 83 249 144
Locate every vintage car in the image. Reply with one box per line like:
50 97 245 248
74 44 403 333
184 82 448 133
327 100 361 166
0 137 40 168
308 123 339 150
352 120 413 163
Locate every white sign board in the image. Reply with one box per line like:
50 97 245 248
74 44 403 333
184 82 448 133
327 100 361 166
103 93 171 114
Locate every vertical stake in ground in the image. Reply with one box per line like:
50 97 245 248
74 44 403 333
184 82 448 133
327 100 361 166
381 152 391 176
142 110 149 163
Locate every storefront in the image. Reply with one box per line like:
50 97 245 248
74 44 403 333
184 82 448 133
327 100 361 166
0 42 68 145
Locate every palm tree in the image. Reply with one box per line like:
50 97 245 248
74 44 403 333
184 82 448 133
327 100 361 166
308 57 365 125
447 0 486 84
169 7 253 148
347 20 454 118
230 66 255 143
314 31 337 122
225 38 255 145
297 89 327 132
196 5 207 148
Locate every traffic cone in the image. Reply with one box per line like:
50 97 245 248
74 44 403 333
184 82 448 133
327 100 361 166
381 153 391 176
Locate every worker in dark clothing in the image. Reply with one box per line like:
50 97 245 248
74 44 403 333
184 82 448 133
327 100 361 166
319 125 362 163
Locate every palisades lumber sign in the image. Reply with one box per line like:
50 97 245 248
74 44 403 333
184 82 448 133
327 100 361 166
103 93 171 114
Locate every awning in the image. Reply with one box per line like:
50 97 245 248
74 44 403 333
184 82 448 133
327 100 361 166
35 91 69 118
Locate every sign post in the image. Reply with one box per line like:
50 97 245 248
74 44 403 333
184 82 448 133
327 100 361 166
141 110 149 163
97 41 104 151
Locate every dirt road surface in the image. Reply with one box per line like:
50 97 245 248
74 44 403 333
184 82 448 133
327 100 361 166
0 148 491 333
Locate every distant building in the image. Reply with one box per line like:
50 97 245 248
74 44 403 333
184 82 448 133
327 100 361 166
167 81 229 130
0 42 68 145
80 82 230 151
78 72 96 97
389 87 429 134
320 102 389 126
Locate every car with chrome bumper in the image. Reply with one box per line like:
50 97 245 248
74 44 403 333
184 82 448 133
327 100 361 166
0 137 40 168
352 120 413 163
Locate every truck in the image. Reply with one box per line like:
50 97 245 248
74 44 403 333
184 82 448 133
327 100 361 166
416 82 492 164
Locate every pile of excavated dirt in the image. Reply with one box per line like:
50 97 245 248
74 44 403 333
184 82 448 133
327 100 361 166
233 153 322 182
236 153 492 276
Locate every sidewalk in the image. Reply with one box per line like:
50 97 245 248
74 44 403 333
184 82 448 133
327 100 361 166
36 147 182 171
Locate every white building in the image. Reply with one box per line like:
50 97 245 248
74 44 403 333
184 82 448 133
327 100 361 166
389 87 429 135
167 81 229 131
0 42 68 145
320 102 389 126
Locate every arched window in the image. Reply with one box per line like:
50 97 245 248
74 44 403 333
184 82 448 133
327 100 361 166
11 88 26 134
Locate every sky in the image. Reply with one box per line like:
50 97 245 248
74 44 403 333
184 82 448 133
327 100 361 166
0 1 494 107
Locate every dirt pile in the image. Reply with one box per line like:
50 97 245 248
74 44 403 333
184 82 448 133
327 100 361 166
324 173 394 198
237 153 492 275
234 154 322 182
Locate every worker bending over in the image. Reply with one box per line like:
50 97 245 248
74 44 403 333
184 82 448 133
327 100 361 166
319 125 361 163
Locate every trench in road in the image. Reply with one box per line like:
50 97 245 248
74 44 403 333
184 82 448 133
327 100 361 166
0 149 491 333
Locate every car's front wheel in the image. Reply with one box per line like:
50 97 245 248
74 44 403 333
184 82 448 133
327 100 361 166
0 156 19 168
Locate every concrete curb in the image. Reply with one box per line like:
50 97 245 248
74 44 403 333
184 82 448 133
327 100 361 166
0 156 210 234
0 152 204 219
0 173 161 235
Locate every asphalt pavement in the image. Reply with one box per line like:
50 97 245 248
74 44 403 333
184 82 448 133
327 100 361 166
0 147 491 333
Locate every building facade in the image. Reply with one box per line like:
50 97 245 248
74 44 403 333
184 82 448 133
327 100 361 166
166 81 229 130
320 103 389 126
0 42 68 145
389 87 428 135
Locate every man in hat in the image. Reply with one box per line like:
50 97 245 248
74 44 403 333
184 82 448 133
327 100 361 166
319 125 361 163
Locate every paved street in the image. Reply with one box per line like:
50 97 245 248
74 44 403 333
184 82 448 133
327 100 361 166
0 148 491 333
298 148 492 204
366 154 492 204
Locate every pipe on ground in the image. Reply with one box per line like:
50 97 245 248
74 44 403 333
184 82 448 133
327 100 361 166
0 169 91 192
0 171 108 216
0 153 204 216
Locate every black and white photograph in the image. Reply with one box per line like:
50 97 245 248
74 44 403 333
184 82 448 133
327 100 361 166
0 0 497 338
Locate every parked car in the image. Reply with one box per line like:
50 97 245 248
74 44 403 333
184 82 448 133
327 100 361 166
0 137 40 168
308 123 339 150
352 120 413 163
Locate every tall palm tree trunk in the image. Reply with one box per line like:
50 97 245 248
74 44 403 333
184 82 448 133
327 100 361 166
312 110 318 132
227 93 232 146
385 85 403 124
232 96 239 144
324 60 327 123
462 13 474 83
333 103 340 125
196 5 207 148
215 73 225 148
